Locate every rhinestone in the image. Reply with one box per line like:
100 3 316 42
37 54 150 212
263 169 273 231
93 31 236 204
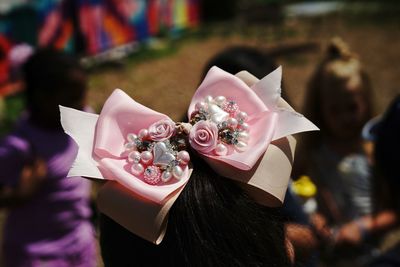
171 159 180 167
222 100 239 116
143 166 161 185
124 142 135 151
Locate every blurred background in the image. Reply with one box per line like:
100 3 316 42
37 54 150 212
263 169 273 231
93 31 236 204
0 0 399 128
0 0 399 266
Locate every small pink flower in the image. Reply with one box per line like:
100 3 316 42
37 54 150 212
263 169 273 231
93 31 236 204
148 119 175 141
143 165 161 185
189 121 218 153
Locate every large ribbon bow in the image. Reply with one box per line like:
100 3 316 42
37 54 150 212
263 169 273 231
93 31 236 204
60 66 318 244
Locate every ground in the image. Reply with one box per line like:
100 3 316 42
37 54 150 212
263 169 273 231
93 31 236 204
87 14 400 120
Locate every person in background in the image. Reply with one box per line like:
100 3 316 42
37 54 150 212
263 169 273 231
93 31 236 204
8 43 34 82
293 37 375 265
0 48 97 267
365 95 400 266
202 46 291 101
334 96 400 266
294 37 375 225
202 46 319 266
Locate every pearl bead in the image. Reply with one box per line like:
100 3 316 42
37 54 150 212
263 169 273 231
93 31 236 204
234 141 248 152
239 122 249 131
214 143 228 156
140 151 153 164
204 95 214 104
177 151 190 164
227 117 238 129
128 151 141 163
127 133 137 142
236 111 248 122
131 163 144 175
172 166 183 180
195 101 207 111
138 129 149 139
214 96 226 106
124 142 136 151
161 171 173 182
238 131 249 141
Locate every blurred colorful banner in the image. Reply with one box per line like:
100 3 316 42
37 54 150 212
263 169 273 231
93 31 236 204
0 0 199 91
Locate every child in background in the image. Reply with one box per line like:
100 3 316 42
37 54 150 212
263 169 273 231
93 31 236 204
293 37 375 265
0 48 96 267
294 37 374 226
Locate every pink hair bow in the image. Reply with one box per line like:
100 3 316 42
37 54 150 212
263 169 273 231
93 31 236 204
187 66 318 205
60 66 318 244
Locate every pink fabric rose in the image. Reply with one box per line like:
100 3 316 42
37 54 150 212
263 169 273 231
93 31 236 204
189 121 218 153
148 119 176 141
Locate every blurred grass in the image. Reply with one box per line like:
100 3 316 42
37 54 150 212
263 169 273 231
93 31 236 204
86 13 400 116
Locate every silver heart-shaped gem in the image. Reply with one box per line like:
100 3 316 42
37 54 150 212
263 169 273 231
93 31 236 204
153 142 175 166
208 103 229 124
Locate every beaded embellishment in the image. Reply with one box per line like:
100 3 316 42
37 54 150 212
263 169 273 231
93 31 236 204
190 95 249 155
123 120 190 185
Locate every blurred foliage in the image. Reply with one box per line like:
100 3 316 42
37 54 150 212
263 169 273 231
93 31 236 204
0 93 24 136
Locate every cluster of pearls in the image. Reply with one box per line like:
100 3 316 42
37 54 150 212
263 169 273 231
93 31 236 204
124 127 190 185
191 95 250 155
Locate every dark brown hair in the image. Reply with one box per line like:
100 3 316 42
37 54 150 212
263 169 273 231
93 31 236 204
100 153 290 267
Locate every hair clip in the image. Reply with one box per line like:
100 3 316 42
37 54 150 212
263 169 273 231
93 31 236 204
60 66 318 244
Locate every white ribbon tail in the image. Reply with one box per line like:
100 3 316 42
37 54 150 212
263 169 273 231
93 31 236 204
59 105 106 179
235 69 319 140
272 108 319 141
251 66 282 108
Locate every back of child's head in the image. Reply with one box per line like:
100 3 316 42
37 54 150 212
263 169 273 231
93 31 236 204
203 46 278 79
23 47 87 126
100 152 290 267
373 95 400 213
203 46 290 102
303 37 373 142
